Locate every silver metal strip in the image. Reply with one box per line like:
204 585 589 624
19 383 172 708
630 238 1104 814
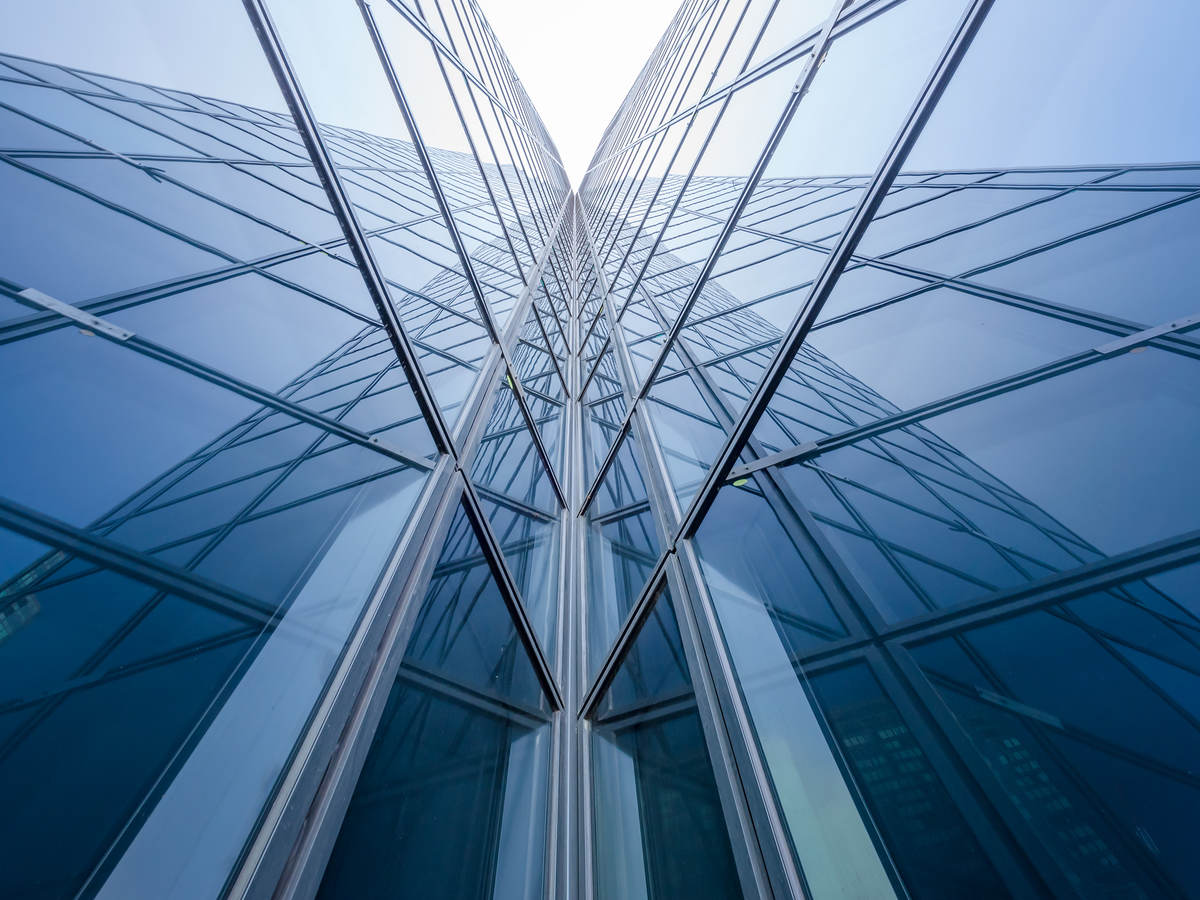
17 287 134 341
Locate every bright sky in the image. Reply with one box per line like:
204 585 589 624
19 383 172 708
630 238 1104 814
480 0 680 187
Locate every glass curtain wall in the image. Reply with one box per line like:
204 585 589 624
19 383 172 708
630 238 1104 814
578 0 1200 898
3 0 1199 898
0 0 567 897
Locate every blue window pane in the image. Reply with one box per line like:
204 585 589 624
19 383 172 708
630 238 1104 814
0 159 224 302
909 0 1200 171
591 585 742 899
913 559 1200 896
646 372 727 506
0 302 430 895
810 663 1003 899
110 274 367 383
0 550 257 898
481 498 560 666
866 0 1200 330
781 345 1200 621
0 324 258 526
587 431 661 677
2 0 326 311
693 478 897 898
265 0 500 426
695 479 848 656
318 505 550 899
471 376 559 515
799 287 1102 422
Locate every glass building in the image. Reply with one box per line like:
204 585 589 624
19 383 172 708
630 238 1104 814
1 0 1198 897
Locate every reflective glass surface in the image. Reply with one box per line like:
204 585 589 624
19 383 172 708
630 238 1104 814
630 0 973 506
8 0 1200 897
584 0 1200 894
809 663 1002 899
591 585 742 899
266 0 518 425
1 0 444 892
318 505 550 899
586 431 662 677
470 371 561 658
779 346 1200 622
912 560 1200 897
694 478 896 899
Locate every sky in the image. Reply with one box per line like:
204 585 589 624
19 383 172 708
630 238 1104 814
480 0 680 186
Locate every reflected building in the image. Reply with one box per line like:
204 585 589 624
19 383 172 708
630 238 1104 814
3 1 1200 899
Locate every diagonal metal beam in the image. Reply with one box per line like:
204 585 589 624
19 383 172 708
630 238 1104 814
677 0 998 541
243 0 456 457
459 473 563 711
0 497 279 627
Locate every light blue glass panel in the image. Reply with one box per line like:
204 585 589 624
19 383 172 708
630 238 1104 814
782 346 1200 622
694 478 896 899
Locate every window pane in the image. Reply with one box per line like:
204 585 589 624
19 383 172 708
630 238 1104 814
868 0 1200 327
587 431 661 678
694 477 896 898
318 505 550 899
591 585 742 899
913 559 1200 896
266 0 494 426
809 663 1003 899
780 346 1200 622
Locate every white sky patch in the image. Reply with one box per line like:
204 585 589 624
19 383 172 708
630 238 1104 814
480 0 680 187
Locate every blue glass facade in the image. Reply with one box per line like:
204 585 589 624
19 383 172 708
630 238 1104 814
2 0 1199 897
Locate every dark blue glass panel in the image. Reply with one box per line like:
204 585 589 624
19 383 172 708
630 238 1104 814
809 663 1003 900
470 376 559 516
318 505 550 899
646 371 727 506
0 309 429 897
0 531 255 897
912 559 1200 897
591 585 742 899
480 498 559 666
0 324 258 527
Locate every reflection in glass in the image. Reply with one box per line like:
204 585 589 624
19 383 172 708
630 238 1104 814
591 585 742 899
694 478 897 899
809 664 1002 899
318 505 550 899
778 346 1200 621
0 3 439 893
586 431 662 677
265 0 534 425
615 0 973 504
470 370 562 658
913 560 1200 897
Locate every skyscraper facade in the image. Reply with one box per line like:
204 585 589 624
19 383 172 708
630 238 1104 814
1 0 1198 898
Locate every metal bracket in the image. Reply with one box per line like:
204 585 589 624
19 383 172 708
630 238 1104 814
18 288 134 341
1095 312 1200 355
